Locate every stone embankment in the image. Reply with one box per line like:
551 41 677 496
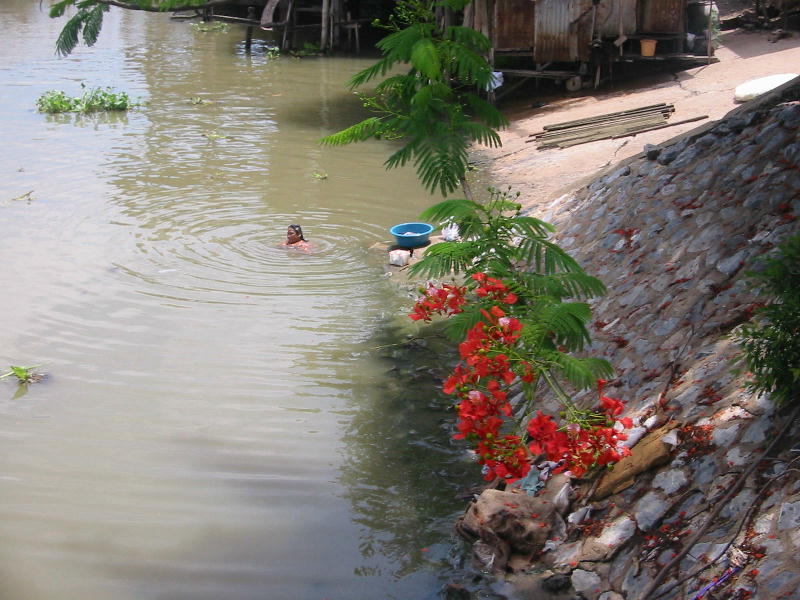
457 79 800 599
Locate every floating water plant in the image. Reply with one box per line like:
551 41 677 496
36 85 136 114
191 21 228 33
0 365 43 384
201 131 227 141
311 171 328 180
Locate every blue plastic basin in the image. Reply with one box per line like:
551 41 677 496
390 222 434 248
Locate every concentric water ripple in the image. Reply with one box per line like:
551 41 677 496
0 4 478 600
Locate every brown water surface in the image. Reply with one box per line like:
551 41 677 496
0 4 484 599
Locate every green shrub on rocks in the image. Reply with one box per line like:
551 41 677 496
736 232 800 406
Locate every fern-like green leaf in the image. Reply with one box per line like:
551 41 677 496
376 23 428 63
384 139 418 169
348 58 395 89
410 38 440 80
55 10 85 57
418 198 483 223
444 25 492 53
548 353 614 390
442 303 486 342
49 0 76 18
511 216 556 238
460 122 502 147
521 238 584 274
319 117 384 146
408 240 484 279
81 3 106 47
463 93 509 129
518 272 606 300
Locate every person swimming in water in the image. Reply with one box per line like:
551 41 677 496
281 224 310 252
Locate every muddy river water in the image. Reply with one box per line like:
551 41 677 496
0 3 487 598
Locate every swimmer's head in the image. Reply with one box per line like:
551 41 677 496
287 224 305 243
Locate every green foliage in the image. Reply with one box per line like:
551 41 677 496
36 86 136 113
51 0 110 57
409 187 611 391
35 90 76 113
50 0 221 55
735 232 800 406
371 0 436 32
411 188 605 296
319 0 507 197
190 20 229 33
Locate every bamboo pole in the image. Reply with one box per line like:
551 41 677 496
538 104 672 131
533 111 672 139
541 115 709 149
320 0 330 50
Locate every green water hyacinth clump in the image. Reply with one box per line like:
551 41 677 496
36 86 136 114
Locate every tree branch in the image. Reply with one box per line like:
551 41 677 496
90 0 231 12
638 401 800 600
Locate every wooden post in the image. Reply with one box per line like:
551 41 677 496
320 0 330 50
245 5 255 54
707 0 713 63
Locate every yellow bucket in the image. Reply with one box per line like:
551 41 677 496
640 39 657 57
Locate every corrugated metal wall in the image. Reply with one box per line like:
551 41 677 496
595 0 638 38
533 0 592 63
639 0 683 33
494 0 536 51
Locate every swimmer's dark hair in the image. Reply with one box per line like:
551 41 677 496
289 224 305 241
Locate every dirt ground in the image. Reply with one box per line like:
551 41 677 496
476 27 800 210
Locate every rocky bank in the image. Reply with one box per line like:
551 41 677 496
453 78 800 599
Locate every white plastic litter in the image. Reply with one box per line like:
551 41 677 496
388 249 411 266
553 481 572 514
542 539 560 553
441 221 460 242
734 73 798 103
623 426 647 448
567 506 592 525
486 71 503 91
661 429 680 446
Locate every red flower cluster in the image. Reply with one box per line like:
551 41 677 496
477 434 530 481
431 276 533 481
409 283 467 321
410 275 631 483
473 272 518 305
526 381 631 477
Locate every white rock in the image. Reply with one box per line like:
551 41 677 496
597 515 636 549
635 491 670 531
571 569 602 595
778 500 800 531
653 468 688 494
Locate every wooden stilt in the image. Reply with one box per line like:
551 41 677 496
320 0 330 50
245 6 255 53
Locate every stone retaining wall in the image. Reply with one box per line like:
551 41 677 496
464 83 800 599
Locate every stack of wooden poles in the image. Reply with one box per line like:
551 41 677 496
527 103 706 149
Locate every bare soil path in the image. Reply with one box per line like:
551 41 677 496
477 28 800 210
